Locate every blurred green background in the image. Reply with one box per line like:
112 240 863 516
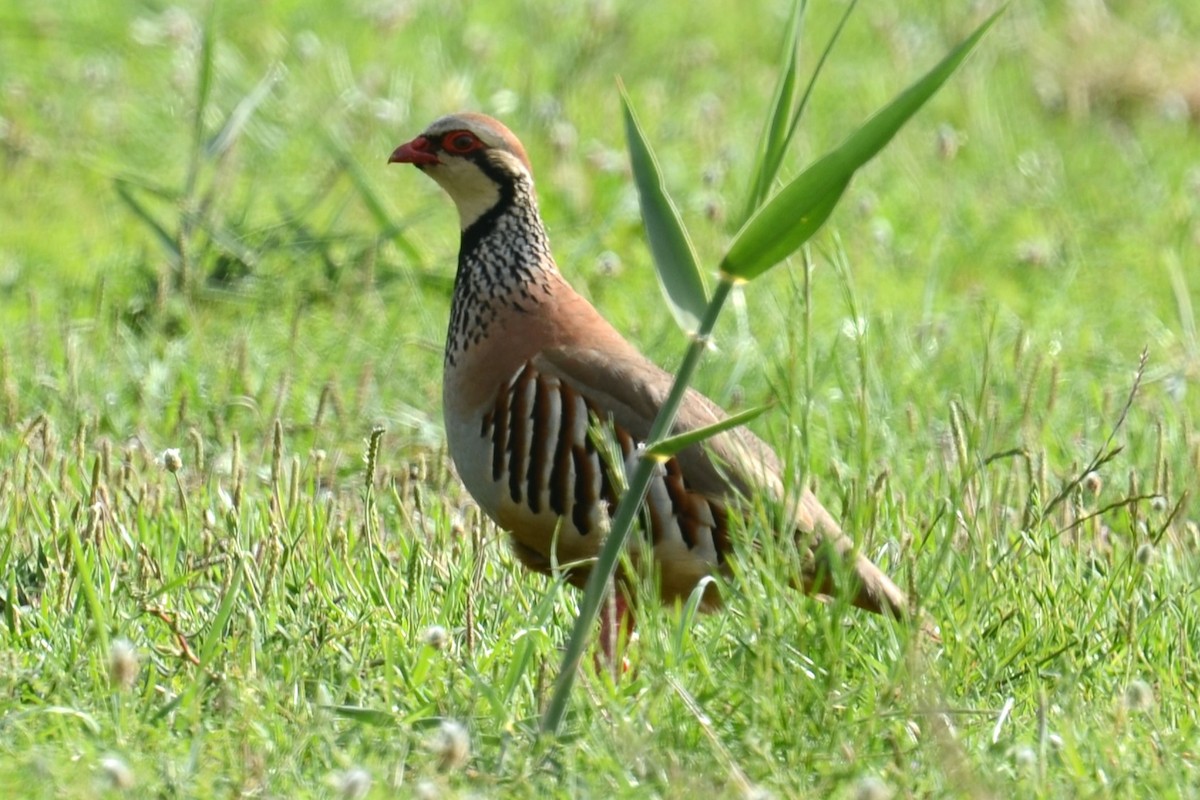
2 0 1196 458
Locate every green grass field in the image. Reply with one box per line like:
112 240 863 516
2 0 1199 796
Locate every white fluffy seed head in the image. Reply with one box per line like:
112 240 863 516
160 448 183 473
330 767 372 800
742 784 776 800
99 755 135 791
1124 679 1154 711
108 638 139 692
1011 745 1037 771
428 719 470 771
853 776 894 800
421 624 451 651
414 779 442 800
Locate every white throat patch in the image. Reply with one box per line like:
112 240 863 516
425 151 528 231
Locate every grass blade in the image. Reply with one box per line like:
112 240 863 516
6 564 16 636
740 0 859 228
644 402 775 460
739 0 804 226
205 64 283 160
721 9 1001 281
324 132 424 267
113 180 182 267
782 0 860 156
196 560 243 668
185 0 217 200
173 557 245 724
620 80 708 334
190 213 260 270
329 704 397 726
65 522 109 655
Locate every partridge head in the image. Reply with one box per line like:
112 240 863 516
389 112 911 643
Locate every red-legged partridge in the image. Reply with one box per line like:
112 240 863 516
388 112 910 635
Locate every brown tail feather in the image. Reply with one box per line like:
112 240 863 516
849 553 909 618
798 533 910 620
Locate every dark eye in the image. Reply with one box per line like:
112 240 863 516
443 132 481 154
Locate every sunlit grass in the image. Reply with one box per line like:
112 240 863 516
1 0 1198 797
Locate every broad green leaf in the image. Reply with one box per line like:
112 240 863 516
644 402 776 460
620 81 708 334
721 9 1001 281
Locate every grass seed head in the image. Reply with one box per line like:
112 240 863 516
853 775 894 800
1010 745 1037 772
414 779 442 800
108 638 139 692
936 123 961 160
99 755 135 791
596 250 622 277
160 448 182 473
1124 679 1154 711
421 625 450 651
428 719 470 771
328 767 372 800
742 785 776 800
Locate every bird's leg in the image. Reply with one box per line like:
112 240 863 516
595 584 634 678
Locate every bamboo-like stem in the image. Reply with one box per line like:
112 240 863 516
541 277 735 736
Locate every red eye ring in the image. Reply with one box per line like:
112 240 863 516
442 131 482 154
